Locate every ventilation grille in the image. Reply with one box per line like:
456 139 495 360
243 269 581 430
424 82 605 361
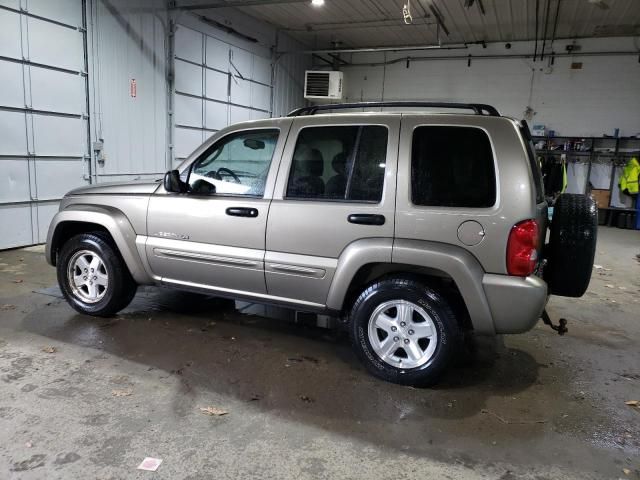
305 72 330 97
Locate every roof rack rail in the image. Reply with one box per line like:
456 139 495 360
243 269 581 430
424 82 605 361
288 101 500 117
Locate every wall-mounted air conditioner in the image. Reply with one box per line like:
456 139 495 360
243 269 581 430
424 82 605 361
304 70 343 101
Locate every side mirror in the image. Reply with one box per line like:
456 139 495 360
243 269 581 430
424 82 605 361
163 170 186 193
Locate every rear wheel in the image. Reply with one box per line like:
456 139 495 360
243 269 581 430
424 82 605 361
57 233 137 316
545 193 598 297
349 277 459 386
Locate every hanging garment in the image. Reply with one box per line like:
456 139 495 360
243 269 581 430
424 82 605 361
541 155 567 195
619 157 640 195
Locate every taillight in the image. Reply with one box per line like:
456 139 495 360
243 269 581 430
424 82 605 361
507 219 540 276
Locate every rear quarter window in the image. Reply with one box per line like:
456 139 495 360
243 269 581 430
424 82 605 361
411 126 496 208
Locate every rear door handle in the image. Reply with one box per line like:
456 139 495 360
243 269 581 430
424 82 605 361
347 213 385 226
226 207 259 218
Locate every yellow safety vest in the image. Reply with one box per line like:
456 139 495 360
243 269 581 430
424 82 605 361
619 157 640 195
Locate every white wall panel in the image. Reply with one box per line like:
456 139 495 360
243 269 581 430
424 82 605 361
251 83 271 112
30 68 84 113
0 111 28 155
32 115 85 156
0 60 25 108
229 105 251 124
229 47 252 79
205 100 227 131
35 160 85 200
0 205 33 248
230 77 251 106
0 0 20 8
175 26 202 63
175 59 202 96
27 17 83 70
205 69 228 101
0 160 31 203
174 128 203 158
205 36 229 70
36 202 59 243
252 56 271 85
175 94 202 128
0 9 21 59
26 0 82 27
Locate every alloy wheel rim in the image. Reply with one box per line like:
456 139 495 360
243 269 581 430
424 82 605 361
367 299 438 369
67 250 109 304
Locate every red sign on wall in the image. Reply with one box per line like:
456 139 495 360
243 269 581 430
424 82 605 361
130 79 137 98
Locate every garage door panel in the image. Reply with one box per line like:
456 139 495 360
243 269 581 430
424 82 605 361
252 56 271 85
32 115 85 156
229 105 251 124
0 60 25 108
0 9 21 59
0 159 31 203
35 160 86 200
175 59 202 96
205 36 229 70
205 69 228 102
0 111 28 155
30 67 84 114
175 94 202 128
27 18 83 71
251 110 269 121
175 128 204 159
0 204 33 248
251 83 271 112
230 77 251 107
36 202 59 243
175 26 202 64
205 100 227 130
26 0 82 27
229 47 252 80
0 0 20 9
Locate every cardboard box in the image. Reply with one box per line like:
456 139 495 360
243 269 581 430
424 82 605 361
591 189 611 208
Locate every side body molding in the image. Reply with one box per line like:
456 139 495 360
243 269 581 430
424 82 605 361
393 239 496 335
326 238 393 311
45 204 153 284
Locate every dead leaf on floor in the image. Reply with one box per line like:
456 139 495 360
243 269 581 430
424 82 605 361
0 304 16 311
625 400 639 407
12 279 23 284
605 284 615 288
41 346 56 354
112 389 133 397
300 395 315 403
623 468 631 475
25 442 33 448
199 406 229 416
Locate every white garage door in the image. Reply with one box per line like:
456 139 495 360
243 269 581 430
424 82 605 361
0 0 89 249
173 24 272 163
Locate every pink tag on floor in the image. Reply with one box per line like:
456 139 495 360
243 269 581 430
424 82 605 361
137 457 163 471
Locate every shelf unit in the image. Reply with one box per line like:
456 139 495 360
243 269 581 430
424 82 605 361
533 135 640 229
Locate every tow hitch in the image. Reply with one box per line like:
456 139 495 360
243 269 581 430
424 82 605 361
541 309 568 335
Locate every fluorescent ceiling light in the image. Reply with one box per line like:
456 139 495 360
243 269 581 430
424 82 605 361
311 0 325 6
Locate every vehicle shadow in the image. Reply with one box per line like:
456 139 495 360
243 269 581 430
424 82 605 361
23 288 545 456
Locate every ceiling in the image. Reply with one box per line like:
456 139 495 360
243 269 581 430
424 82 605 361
177 0 640 49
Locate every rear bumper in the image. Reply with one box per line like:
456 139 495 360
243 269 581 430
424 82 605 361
482 274 548 334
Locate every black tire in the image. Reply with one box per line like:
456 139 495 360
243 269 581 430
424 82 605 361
545 193 597 297
348 277 460 387
57 232 137 316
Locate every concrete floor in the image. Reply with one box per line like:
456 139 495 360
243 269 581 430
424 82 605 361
0 227 638 479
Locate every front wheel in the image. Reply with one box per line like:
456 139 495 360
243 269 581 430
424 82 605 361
57 233 137 316
348 278 459 386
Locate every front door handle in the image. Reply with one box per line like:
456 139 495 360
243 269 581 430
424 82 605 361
226 207 259 218
347 213 385 226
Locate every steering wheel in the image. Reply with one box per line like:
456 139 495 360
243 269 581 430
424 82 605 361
205 167 241 183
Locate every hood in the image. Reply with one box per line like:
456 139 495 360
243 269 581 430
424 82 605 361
66 180 161 196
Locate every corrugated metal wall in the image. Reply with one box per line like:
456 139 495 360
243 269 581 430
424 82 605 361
273 32 309 117
87 0 169 183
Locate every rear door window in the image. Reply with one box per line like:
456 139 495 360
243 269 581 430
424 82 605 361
411 126 496 208
286 125 388 202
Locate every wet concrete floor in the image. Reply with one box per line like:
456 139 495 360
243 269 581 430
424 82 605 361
0 226 638 479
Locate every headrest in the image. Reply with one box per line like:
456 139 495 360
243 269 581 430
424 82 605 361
332 152 347 176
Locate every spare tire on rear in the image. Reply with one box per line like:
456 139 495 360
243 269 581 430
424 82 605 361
545 193 597 297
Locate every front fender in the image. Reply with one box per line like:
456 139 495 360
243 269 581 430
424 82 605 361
46 205 152 284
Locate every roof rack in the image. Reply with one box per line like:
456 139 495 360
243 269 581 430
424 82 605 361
287 101 500 117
